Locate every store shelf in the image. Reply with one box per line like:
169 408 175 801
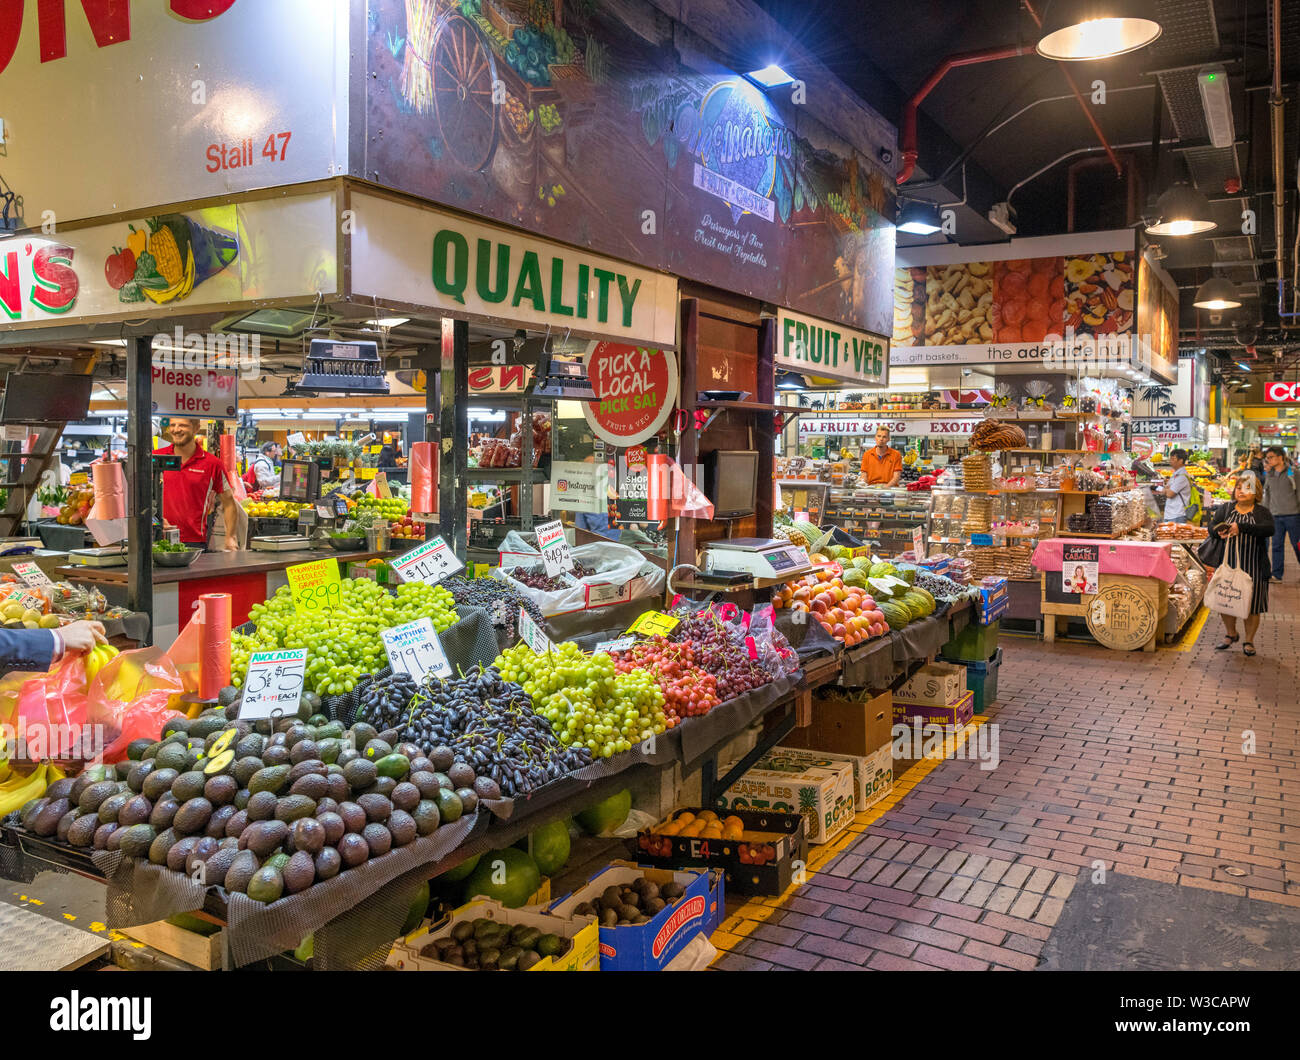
695 400 803 414
1058 524 1147 539
463 467 547 481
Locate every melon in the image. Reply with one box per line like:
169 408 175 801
575 788 632 835
851 557 874 572
517 817 571 875
910 587 936 611
461 847 542 908
842 568 867 589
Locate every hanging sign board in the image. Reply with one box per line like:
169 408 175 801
776 308 888 388
583 342 679 447
151 366 239 419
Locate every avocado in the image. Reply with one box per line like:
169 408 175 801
117 823 157 858
287 759 327 784
316 812 344 845
233 788 252 811
337 801 366 833
434 788 463 824
349 722 378 750
283 724 309 748
160 718 190 740
325 773 350 803
117 794 153 828
204 774 238 806
246 865 284 904
456 788 478 814
314 721 344 741
171 770 206 802
147 794 177 829
126 738 153 761
77 781 118 815
66 813 100 848
410 771 441 800
412 800 441 836
188 716 226 739
148 828 179 865
167 836 202 872
289 773 329 802
245 790 278 821
387 810 417 846
234 734 264 760
97 792 131 824
362 739 393 761
264 851 291 873
535 933 565 957
240 819 288 857
343 759 377 792
55 810 79 842
337 833 369 867
126 760 155 793
390 782 420 813
172 798 213 835
202 846 239 887
205 804 238 838
202 750 234 776
362 822 392 857
223 850 261 893
232 756 263 788
374 753 410 780
290 817 325 856
223 809 248 839
217 685 242 707
283 850 316 894
152 742 189 773
316 738 342 765
142 768 179 801
313 846 342 881
139 741 162 761
248 765 290 795
261 744 290 767
274 793 318 823
357 793 392 823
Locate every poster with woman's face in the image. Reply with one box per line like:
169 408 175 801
1063 543 1100 597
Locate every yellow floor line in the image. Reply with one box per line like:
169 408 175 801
1165 606 1210 652
712 717 989 962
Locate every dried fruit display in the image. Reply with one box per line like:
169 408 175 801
991 257 1062 344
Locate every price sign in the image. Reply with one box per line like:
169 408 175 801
0 585 45 612
912 526 926 561
970 533 994 547
535 519 573 578
518 607 553 654
627 611 680 637
391 536 463 586
286 558 342 614
585 582 632 609
381 617 451 682
11 561 53 588
288 432 306 447
848 546 873 559
594 636 635 654
315 503 333 520
240 649 308 721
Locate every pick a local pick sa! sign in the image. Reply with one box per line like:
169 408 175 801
777 308 888 388
583 342 679 447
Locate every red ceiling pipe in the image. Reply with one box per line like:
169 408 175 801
897 44 1030 185
1022 0 1123 179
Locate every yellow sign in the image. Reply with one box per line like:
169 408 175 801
848 546 873 559
473 563 492 580
627 611 680 637
69 472 88 486
286 558 342 614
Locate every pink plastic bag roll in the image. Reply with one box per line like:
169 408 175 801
410 441 435 513
197 593 231 701
90 460 127 520
219 432 236 474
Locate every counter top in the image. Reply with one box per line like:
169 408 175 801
54 548 396 585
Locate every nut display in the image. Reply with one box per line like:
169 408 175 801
924 262 993 345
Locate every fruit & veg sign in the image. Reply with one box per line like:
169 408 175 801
583 342 679 448
777 308 887 388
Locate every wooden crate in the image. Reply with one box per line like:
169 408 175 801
123 918 225 970
1040 572 1168 652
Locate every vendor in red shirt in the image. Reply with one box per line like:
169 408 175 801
154 417 240 550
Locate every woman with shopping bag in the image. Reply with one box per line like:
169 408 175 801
1208 472 1274 656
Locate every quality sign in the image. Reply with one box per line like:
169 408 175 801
777 308 888 388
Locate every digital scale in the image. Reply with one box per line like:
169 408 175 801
250 535 312 552
703 538 811 580
67 546 129 567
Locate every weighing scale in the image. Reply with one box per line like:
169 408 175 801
250 535 312 552
67 546 129 567
703 538 811 580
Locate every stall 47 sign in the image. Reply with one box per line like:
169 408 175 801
0 240 79 319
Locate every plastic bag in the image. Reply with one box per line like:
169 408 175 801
88 646 186 728
746 604 801 677
0 669 47 730
165 613 203 696
494 534 665 616
99 696 186 763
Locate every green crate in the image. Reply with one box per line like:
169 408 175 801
941 619 1000 663
963 647 1002 713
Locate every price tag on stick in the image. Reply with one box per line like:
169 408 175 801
534 519 573 578
594 636 635 654
381 617 452 682
240 649 308 721
391 536 464 586
518 607 553 653
912 526 926 561
286 558 342 614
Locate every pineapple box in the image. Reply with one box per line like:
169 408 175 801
771 744 893 814
718 752 855 845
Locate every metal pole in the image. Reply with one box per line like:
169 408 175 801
126 336 153 632
439 319 468 556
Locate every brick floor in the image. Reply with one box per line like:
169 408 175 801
714 578 1300 971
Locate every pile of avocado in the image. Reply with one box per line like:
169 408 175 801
18 689 499 906
571 876 686 927
418 917 567 970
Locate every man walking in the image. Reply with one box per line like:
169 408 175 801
1157 448 1193 524
1263 445 1300 581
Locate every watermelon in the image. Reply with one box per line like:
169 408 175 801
442 851 482 883
461 847 542 908
517 817 571 875
575 788 632 835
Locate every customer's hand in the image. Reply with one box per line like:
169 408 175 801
1222 523 1240 539
60 620 107 653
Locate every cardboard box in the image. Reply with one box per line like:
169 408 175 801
549 861 724 972
893 661 968 707
388 898 597 972
633 806 808 896
770 744 893 814
893 689 974 728
800 688 893 756
719 752 855 844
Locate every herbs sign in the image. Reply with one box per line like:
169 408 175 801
382 617 452 682
777 308 888 388
535 519 573 578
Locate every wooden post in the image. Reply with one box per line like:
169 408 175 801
756 316 776 538
677 299 699 568
126 336 153 627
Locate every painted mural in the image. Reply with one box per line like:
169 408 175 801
364 0 894 337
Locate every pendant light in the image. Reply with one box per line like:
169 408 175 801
1192 276 1242 311
897 200 942 235
1146 182 1217 236
1036 0 1162 61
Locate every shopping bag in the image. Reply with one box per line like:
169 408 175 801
1196 532 1224 568
1204 538 1251 620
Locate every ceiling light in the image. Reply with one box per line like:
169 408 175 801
746 63 795 88
1036 0 1162 61
1146 183 1216 236
365 317 409 328
1193 277 1242 310
1236 362 1252 372
776 370 805 391
1197 65 1234 149
897 200 942 236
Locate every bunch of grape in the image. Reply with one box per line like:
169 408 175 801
392 667 593 797
508 562 597 591
354 671 422 730
495 642 667 759
441 575 544 640
670 613 772 700
231 578 459 696
607 636 719 727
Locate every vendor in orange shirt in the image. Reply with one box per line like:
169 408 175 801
860 427 902 487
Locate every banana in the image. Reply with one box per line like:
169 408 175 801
0 763 49 817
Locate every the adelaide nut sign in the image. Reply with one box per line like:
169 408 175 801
583 343 679 448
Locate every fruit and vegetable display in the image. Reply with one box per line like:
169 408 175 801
53 488 95 526
231 579 459 696
243 500 312 520
668 610 781 698
494 643 667 759
608 637 719 727
416 916 567 970
357 667 593 797
441 575 545 643
639 810 780 866
570 873 688 927
0 762 67 819
152 540 192 554
15 708 491 902
0 598 61 629
772 564 889 646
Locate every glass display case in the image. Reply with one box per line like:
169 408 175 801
931 488 1060 549
823 486 930 555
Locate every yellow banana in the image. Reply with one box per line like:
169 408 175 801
0 763 49 817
